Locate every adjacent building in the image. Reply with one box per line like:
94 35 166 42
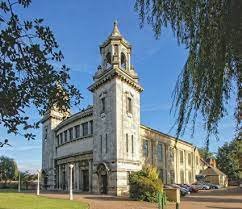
41 22 202 195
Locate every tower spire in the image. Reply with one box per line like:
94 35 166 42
110 20 121 37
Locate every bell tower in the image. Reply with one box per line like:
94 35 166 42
88 21 143 195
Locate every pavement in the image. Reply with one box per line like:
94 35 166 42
40 187 242 209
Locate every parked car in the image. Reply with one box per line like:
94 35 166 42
192 182 210 190
180 184 199 193
204 183 220 189
170 184 190 196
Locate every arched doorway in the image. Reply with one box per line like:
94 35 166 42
97 163 109 194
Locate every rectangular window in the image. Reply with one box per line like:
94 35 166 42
75 125 80 138
159 169 163 180
170 170 175 184
126 134 128 152
69 128 73 141
57 135 60 146
180 170 185 184
188 171 192 183
82 122 88 136
64 130 68 142
100 135 102 154
143 140 148 157
105 134 108 153
101 97 106 113
90 120 93 134
44 127 48 140
180 150 184 164
188 153 192 166
127 97 132 113
157 143 163 161
131 135 134 154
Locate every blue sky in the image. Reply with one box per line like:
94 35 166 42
0 0 236 172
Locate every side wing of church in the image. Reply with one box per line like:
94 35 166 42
41 22 202 196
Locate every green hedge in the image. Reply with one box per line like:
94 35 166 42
129 166 163 202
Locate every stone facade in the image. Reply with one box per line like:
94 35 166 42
41 22 202 195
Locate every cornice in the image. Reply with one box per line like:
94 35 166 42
88 67 143 93
54 107 93 131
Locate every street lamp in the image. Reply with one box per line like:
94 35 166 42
69 164 74 200
37 170 40 196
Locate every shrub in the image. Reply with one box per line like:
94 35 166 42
129 166 163 202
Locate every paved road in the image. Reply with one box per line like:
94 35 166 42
40 187 242 209
181 187 242 209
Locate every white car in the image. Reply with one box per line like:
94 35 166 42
192 183 210 190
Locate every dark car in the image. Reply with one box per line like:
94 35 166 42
181 184 199 193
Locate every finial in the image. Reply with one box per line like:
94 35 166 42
111 20 121 37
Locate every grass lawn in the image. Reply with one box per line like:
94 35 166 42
0 191 88 209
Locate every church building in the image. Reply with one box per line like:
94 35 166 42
41 22 201 196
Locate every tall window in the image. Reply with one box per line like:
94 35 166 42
90 120 93 134
121 52 126 69
69 128 73 141
101 97 106 113
126 134 128 152
196 156 199 165
180 150 184 164
131 135 134 154
100 135 102 154
143 140 148 157
105 134 108 153
188 171 192 183
57 135 60 146
180 170 185 184
75 125 80 138
82 122 88 136
127 97 132 114
188 153 192 166
64 130 68 142
159 169 164 180
157 143 163 161
106 52 111 68
44 127 48 141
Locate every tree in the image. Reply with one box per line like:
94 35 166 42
198 147 214 160
0 156 18 184
20 171 37 190
217 139 242 181
134 0 242 148
129 166 163 202
0 0 82 144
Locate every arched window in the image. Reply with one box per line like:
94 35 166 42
121 52 126 69
106 52 111 69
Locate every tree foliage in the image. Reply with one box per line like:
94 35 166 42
0 156 18 183
20 170 37 190
198 147 214 160
134 0 242 146
129 166 163 202
217 138 242 180
0 0 81 143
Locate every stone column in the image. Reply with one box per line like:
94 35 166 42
79 169 83 191
58 165 61 189
66 164 69 190
88 121 91 135
76 162 80 191
88 160 92 192
128 52 131 70
80 124 83 138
